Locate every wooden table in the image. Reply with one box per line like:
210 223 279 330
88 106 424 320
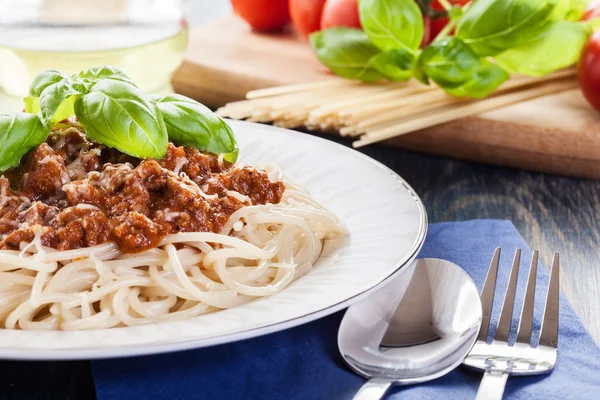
1 136 599 400
1 3 600 399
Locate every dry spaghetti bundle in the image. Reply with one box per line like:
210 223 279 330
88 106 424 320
217 70 577 148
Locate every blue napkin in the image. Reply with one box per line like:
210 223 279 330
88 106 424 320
92 220 600 399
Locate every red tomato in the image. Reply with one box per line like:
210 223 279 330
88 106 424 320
320 0 361 30
290 0 327 38
424 0 470 45
578 31 600 113
583 0 600 20
231 0 291 31
579 0 600 112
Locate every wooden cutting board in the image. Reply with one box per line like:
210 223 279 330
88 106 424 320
172 16 600 179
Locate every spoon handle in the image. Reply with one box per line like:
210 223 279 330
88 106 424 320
352 378 393 400
475 371 509 400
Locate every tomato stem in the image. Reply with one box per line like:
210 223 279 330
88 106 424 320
586 17 600 33
437 0 453 12
432 18 457 42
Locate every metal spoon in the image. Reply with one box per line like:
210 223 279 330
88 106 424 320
338 258 482 400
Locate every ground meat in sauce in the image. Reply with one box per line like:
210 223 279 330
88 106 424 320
0 125 285 253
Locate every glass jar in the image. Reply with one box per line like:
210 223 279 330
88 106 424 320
0 0 188 102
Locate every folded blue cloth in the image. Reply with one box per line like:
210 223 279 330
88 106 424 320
92 220 600 399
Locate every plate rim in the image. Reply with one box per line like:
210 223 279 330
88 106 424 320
0 121 428 360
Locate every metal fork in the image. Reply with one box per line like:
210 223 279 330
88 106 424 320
463 248 560 400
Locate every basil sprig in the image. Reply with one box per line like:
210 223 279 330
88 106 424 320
0 66 238 172
310 0 599 98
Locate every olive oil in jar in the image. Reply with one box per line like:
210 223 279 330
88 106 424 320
0 0 188 104
0 25 188 98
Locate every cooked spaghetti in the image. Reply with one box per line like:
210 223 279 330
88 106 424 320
0 125 345 330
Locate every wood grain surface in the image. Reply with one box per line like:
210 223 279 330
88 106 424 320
172 17 600 179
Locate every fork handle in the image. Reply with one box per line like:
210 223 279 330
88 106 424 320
475 371 509 400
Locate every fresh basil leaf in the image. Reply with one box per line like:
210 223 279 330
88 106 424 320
154 94 239 161
38 78 87 127
24 96 40 114
74 79 168 159
310 28 384 82
418 37 482 89
368 49 417 81
445 60 510 97
587 17 600 31
26 66 132 122
413 65 430 85
73 66 136 89
0 113 49 171
28 70 66 97
419 37 509 97
359 0 424 53
495 21 589 76
456 0 561 56
51 94 80 123
550 0 588 21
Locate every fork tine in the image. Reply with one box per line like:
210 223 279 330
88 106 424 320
478 248 501 342
495 249 521 342
539 252 560 347
516 250 538 344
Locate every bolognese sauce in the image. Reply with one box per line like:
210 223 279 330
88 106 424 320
0 125 285 253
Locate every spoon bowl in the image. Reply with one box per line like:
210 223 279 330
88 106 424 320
338 258 482 399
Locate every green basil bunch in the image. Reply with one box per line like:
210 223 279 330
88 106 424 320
310 0 598 98
0 66 238 172
311 0 423 83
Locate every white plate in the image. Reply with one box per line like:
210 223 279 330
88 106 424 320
0 121 427 360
